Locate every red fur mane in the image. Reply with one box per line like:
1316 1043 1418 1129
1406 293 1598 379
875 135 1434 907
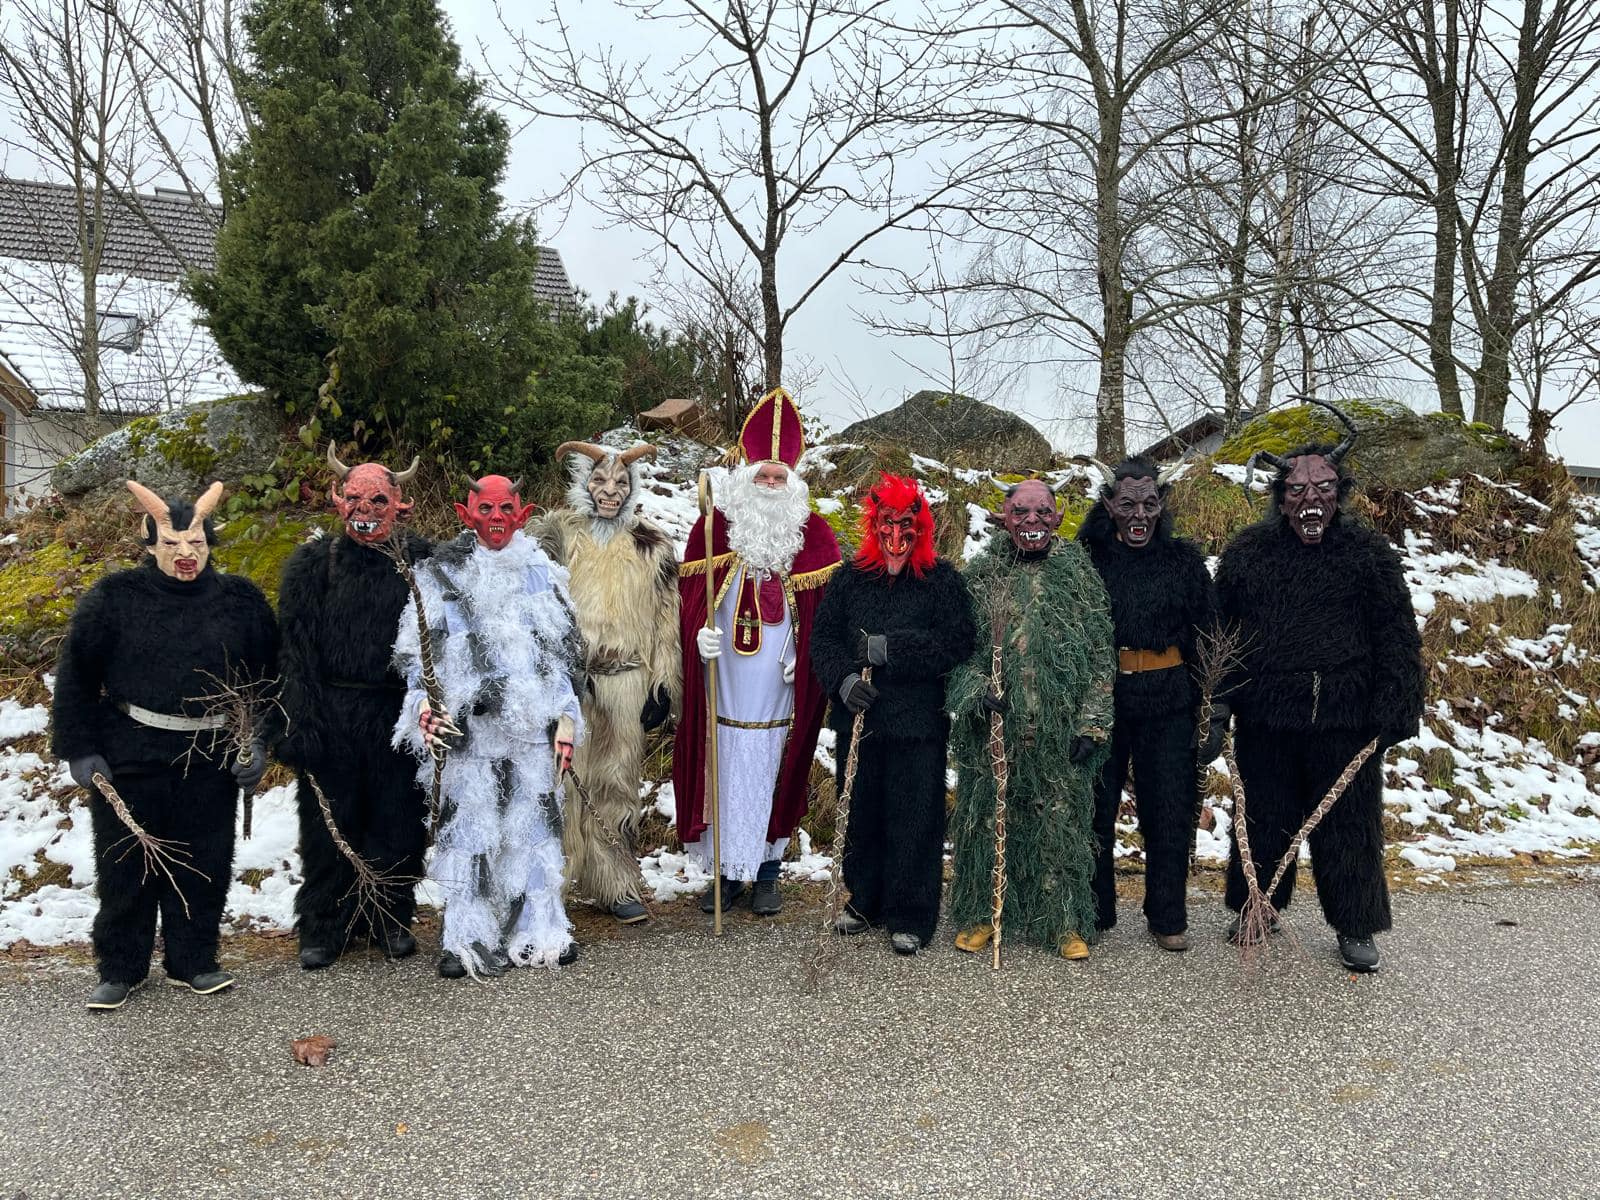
856 472 937 577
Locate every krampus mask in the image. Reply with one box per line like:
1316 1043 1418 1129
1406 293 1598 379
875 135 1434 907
858 473 936 578
556 441 657 524
455 474 534 551
326 443 418 545
1242 399 1358 547
1078 455 1186 549
127 478 223 582
1001 479 1062 554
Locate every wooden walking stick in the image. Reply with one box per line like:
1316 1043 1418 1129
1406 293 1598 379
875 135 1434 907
699 473 725 936
986 589 1012 970
805 664 872 989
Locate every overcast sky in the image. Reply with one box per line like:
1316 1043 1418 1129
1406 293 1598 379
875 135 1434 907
0 0 1593 461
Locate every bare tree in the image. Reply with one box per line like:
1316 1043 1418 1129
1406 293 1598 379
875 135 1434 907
487 0 983 392
1 0 156 418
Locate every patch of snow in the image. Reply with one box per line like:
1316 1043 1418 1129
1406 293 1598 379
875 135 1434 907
0 700 48 743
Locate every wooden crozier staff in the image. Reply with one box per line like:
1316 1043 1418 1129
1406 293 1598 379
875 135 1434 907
699 472 725 936
986 586 1012 970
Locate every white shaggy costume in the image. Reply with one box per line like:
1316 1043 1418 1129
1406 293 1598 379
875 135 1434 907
392 529 585 973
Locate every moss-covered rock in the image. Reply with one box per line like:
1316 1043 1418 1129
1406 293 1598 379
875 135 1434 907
52 393 286 499
838 391 1053 473
212 516 319 604
1217 399 1519 491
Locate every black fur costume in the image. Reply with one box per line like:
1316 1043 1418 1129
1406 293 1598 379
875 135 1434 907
52 515 278 985
1078 478 1216 937
1215 448 1423 937
809 559 976 946
276 530 432 954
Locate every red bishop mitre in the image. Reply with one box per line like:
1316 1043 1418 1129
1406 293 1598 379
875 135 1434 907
738 386 805 467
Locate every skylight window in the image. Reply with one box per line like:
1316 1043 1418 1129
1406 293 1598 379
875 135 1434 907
96 311 145 353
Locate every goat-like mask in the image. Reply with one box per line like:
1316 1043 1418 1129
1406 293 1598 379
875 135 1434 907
127 479 223 581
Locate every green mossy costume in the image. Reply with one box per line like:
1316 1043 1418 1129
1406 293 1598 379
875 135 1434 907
949 534 1116 948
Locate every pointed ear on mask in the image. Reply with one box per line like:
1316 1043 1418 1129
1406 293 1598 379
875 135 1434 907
453 501 471 525
395 497 415 517
514 501 537 526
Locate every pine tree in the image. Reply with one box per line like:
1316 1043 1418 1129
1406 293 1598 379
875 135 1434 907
189 0 615 467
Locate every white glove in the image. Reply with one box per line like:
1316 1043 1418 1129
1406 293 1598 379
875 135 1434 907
781 658 796 685
696 626 724 662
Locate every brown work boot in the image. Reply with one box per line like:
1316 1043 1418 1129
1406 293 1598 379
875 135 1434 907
1153 931 1190 952
954 924 994 953
1059 933 1090 961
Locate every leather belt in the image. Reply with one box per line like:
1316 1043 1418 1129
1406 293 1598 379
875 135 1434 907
116 700 228 732
588 657 642 677
1118 645 1184 674
329 677 403 690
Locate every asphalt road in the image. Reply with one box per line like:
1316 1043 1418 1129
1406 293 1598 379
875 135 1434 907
1 879 1596 1200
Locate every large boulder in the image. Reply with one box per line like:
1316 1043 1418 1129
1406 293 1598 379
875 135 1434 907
1216 398 1518 491
838 391 1054 472
52 393 284 499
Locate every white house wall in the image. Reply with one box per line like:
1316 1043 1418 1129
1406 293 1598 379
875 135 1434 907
1 399 108 507
0 256 240 416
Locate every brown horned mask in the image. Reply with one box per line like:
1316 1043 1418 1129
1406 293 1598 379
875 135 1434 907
127 478 224 582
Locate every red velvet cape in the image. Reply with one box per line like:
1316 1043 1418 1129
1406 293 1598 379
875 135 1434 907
672 511 841 846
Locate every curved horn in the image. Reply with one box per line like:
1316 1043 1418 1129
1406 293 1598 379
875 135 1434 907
1240 451 1286 505
191 480 225 525
1072 454 1117 491
325 441 351 480
1297 396 1359 463
1156 454 1190 487
508 477 523 495
618 443 658 466
391 455 420 485
554 441 610 464
466 478 482 492
124 479 170 526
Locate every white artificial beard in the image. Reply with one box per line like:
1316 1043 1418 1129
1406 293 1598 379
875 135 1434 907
566 456 642 546
720 464 810 574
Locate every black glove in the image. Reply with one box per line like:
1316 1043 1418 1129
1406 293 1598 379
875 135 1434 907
857 632 889 669
980 687 1008 716
231 739 270 791
839 673 879 715
640 685 672 731
1068 735 1100 765
1194 702 1229 764
68 754 112 791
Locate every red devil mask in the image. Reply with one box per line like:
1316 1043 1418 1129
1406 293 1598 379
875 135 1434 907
857 473 936 578
455 475 534 550
1279 453 1341 545
327 444 418 545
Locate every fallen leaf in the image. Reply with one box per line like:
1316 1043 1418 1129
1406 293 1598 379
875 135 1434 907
395 1122 410 1136
291 1034 336 1067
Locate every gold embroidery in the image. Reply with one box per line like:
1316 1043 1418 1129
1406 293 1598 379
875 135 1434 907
715 715 795 731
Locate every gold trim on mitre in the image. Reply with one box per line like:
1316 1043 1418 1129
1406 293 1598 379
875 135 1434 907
737 386 803 465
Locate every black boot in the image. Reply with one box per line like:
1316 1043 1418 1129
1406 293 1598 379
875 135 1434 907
1337 932 1381 973
750 879 782 917
699 877 746 914
169 970 235 995
890 932 920 956
87 980 141 1011
438 951 467 980
299 944 339 971
610 899 649 924
834 909 870 936
376 928 417 961
558 942 579 967
488 946 513 973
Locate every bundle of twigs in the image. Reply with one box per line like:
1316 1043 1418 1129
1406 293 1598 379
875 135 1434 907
303 771 408 938
804 665 873 991
187 663 282 839
561 765 653 918
1191 625 1248 874
986 586 1012 971
90 773 209 919
380 531 456 830
1226 736 1381 958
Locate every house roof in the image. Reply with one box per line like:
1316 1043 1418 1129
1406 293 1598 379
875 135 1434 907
534 245 574 309
1136 412 1225 462
0 177 221 282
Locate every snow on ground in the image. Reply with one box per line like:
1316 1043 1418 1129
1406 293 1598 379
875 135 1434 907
4 450 1596 946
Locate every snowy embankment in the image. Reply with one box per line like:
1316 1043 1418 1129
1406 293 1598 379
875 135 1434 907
2 447 1597 947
